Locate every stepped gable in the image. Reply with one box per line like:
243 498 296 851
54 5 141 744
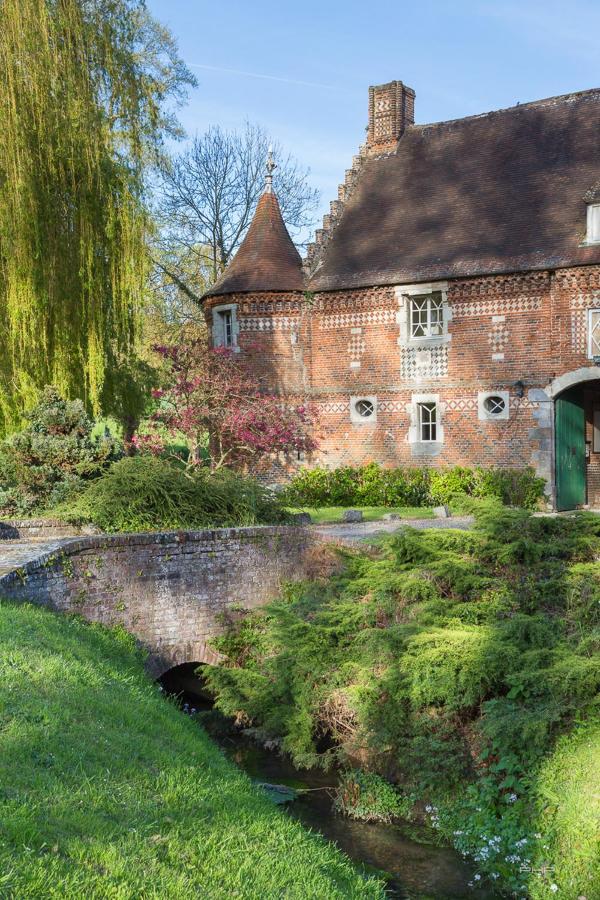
309 88 600 292
204 186 304 298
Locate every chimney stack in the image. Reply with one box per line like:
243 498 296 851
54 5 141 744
367 80 415 153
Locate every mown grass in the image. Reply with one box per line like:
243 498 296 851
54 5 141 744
531 723 600 898
286 506 434 524
0 603 385 899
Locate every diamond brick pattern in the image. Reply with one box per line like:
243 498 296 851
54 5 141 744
444 398 478 411
319 401 350 414
377 400 405 413
488 322 509 352
347 334 366 362
239 317 300 332
400 345 448 380
319 309 396 330
571 312 586 352
454 296 542 318
569 291 600 310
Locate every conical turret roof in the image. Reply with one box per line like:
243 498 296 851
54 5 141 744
204 189 304 297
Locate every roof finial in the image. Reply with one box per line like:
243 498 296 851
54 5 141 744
265 145 276 193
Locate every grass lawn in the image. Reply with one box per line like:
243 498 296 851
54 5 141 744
0 603 385 899
287 506 434 524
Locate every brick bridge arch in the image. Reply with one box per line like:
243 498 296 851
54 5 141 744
0 527 317 677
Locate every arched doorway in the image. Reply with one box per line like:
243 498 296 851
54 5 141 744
550 370 600 510
555 386 586 510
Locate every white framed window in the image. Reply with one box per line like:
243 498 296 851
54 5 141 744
410 293 444 339
587 204 600 244
409 393 444 447
478 390 510 421
221 310 233 347
212 304 239 349
350 395 377 425
418 401 437 441
395 282 451 349
588 309 600 359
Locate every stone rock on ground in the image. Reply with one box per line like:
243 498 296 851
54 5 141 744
343 509 363 523
292 512 312 525
433 505 450 518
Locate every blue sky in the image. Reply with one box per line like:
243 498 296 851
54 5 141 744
146 0 600 229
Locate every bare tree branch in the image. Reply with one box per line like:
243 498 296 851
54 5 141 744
151 122 320 300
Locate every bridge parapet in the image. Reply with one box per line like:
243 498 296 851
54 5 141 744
0 526 318 676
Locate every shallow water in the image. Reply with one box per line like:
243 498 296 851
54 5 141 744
160 666 501 900
222 735 500 900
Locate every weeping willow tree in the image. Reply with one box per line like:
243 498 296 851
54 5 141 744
0 0 194 434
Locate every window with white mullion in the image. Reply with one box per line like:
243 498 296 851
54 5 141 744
588 309 600 358
418 401 437 442
410 293 444 339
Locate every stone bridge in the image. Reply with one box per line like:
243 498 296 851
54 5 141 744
0 526 320 676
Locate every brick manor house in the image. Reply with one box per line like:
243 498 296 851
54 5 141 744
203 80 600 510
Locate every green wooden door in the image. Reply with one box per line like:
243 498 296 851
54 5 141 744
555 388 586 511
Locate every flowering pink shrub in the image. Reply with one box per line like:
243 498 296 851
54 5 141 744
134 341 317 469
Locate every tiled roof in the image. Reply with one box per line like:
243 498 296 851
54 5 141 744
309 89 600 292
204 190 304 297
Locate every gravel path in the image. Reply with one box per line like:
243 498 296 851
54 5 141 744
313 516 474 544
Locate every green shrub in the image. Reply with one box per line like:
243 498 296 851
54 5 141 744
205 508 600 896
56 456 289 532
333 770 411 823
0 386 121 515
428 466 476 503
283 463 546 510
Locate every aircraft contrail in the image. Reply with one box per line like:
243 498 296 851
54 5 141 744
189 63 334 91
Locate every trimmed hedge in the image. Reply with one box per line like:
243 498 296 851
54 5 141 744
282 463 546 511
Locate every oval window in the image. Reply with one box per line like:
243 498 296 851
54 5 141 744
484 395 506 415
354 399 375 418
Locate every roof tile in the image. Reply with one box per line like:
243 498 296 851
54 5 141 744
205 191 304 297
309 89 600 291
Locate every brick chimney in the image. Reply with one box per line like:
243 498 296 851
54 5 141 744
367 80 415 153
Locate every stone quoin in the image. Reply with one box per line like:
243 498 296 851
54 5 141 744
203 81 600 511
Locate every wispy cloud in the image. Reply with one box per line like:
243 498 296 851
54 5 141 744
189 63 336 91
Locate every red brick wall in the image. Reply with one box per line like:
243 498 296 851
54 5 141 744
205 291 308 395
205 266 600 492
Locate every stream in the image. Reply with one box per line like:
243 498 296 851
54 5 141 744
160 665 502 900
